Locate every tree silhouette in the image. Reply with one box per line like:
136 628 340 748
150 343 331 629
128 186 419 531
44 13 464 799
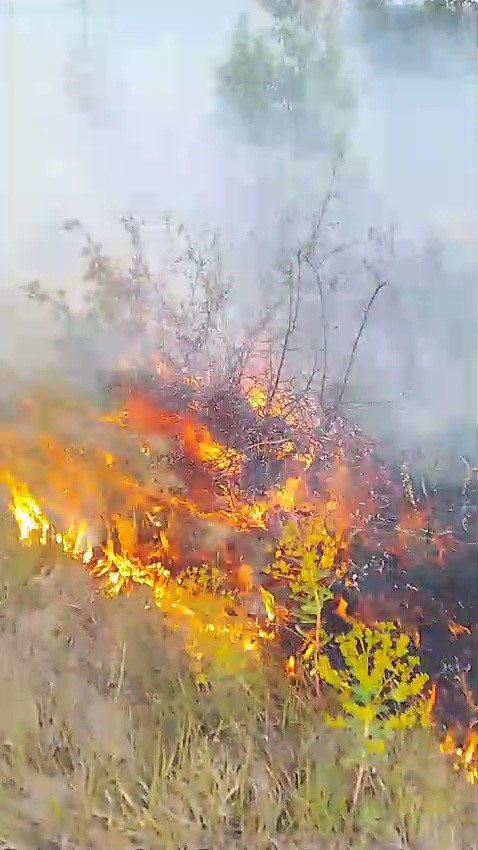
216 0 352 153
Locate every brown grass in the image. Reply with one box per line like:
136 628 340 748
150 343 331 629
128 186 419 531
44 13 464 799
0 514 476 850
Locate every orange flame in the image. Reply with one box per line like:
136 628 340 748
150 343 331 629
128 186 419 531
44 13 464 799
0 372 474 779
442 727 478 785
3 473 275 664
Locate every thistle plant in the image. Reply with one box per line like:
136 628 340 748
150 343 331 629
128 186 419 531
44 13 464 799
316 621 431 815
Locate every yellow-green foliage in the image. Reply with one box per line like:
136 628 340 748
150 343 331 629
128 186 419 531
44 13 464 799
266 516 346 673
268 517 344 618
317 621 431 756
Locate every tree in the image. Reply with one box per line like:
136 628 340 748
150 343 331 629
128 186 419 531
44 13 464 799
216 0 353 153
357 0 474 62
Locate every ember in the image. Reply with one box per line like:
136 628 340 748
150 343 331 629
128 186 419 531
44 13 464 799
0 367 476 782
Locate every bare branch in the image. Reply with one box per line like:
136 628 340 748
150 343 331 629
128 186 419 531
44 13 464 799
335 262 389 409
267 249 303 410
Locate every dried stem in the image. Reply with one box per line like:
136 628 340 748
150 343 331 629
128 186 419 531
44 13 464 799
304 255 329 405
335 264 388 409
349 763 366 822
267 250 303 411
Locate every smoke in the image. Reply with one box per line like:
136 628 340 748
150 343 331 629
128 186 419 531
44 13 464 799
1 0 477 473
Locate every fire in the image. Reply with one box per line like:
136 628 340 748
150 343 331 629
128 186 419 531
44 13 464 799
335 596 357 624
5 474 96 559
183 420 243 473
242 376 320 434
441 728 478 784
4 473 274 667
122 394 244 475
274 476 303 511
424 682 438 724
0 370 476 782
448 621 471 638
237 562 254 593
6 476 50 543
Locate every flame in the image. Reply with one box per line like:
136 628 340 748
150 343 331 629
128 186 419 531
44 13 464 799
335 596 357 624
122 394 244 475
441 727 478 784
0 371 475 781
243 380 318 432
274 476 303 511
183 420 243 473
237 562 254 593
448 621 471 638
4 456 477 781
462 730 478 784
424 682 438 724
6 477 50 543
3 473 274 665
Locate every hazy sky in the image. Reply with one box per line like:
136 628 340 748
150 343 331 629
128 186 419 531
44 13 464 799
1 0 477 464
2 2 476 268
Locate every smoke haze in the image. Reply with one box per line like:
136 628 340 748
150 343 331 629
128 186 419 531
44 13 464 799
1 0 477 473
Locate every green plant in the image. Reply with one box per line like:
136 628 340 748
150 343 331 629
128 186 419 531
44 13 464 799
266 515 346 690
316 621 431 817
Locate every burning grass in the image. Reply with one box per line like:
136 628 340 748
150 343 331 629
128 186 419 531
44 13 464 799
0 365 477 848
3 188 474 850
0 531 476 850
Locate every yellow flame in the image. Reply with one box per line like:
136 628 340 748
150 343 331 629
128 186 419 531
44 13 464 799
441 728 478 784
5 477 50 543
275 477 301 511
4 474 478 784
4 474 274 670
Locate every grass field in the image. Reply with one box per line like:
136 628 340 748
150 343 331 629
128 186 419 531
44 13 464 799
0 515 476 850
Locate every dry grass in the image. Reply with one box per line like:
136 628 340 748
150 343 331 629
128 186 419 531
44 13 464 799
0 515 476 850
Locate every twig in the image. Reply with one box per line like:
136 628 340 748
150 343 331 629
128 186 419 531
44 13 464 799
114 641 126 703
335 265 388 408
350 764 366 819
304 255 329 404
267 250 303 411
